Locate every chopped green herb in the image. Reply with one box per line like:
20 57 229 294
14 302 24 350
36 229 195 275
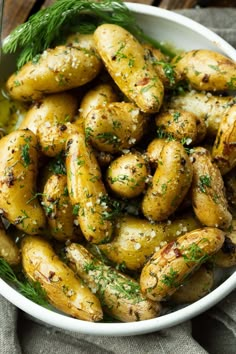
198 175 211 193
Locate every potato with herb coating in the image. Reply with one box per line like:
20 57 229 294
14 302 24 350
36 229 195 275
99 214 201 271
0 130 46 234
171 265 214 304
66 243 161 322
167 91 236 136
191 147 232 229
85 102 146 153
146 138 166 167
155 109 206 145
7 45 102 101
106 152 148 198
42 174 80 242
79 83 119 120
0 220 20 265
22 236 103 321
94 24 164 113
212 105 236 175
142 140 193 221
66 133 113 244
172 49 236 91
140 227 225 301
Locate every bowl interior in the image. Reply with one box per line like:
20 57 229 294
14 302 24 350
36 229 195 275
0 3 235 336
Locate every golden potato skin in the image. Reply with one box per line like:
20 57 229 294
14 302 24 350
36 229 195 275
155 109 206 145
191 147 232 229
142 140 193 221
140 227 225 301
94 24 164 113
66 133 113 243
99 214 201 271
0 220 20 265
146 138 166 167
79 83 119 119
212 105 236 175
171 265 214 304
37 122 81 157
173 49 236 91
21 236 103 321
19 93 78 132
0 130 46 234
7 45 102 101
66 243 161 322
85 102 146 153
167 92 235 136
42 174 80 242
106 153 148 198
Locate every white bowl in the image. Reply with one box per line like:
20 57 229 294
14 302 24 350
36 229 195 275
0 3 236 336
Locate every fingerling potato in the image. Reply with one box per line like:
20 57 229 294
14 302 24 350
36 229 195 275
42 174 80 242
155 109 206 145
212 105 236 175
106 152 148 198
66 243 161 322
22 236 103 321
0 220 20 265
191 147 232 229
170 265 214 304
146 138 166 167
94 24 164 113
99 214 201 271
66 133 113 243
142 140 193 221
140 227 225 301
85 102 146 153
79 83 119 119
167 91 236 136
7 45 102 101
173 49 236 91
0 130 46 234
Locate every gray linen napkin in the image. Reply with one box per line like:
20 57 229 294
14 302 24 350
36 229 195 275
0 7 236 354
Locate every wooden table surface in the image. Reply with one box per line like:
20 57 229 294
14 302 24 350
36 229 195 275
1 0 236 39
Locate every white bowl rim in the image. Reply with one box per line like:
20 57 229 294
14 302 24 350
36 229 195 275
0 3 236 336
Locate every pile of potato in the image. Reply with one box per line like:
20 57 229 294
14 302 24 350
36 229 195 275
0 24 236 322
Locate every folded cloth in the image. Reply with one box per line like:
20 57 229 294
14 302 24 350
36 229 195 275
0 7 236 354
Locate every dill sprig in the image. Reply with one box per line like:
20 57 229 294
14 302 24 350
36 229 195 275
0 257 49 307
3 0 175 69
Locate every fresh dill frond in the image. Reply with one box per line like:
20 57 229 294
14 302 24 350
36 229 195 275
0 257 49 307
3 0 175 69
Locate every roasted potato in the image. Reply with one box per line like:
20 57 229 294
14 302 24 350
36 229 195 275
79 83 119 119
172 49 236 91
94 24 164 113
170 265 214 304
106 152 148 198
140 227 225 301
146 138 166 167
167 91 236 136
84 102 147 153
0 220 20 265
224 167 236 206
142 140 193 221
66 243 161 322
42 174 80 242
0 130 46 234
212 105 236 175
99 214 201 271
191 147 232 229
19 93 78 132
66 133 113 243
155 109 206 145
7 45 102 101
22 236 103 321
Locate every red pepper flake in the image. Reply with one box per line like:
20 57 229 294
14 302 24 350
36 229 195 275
161 241 175 255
